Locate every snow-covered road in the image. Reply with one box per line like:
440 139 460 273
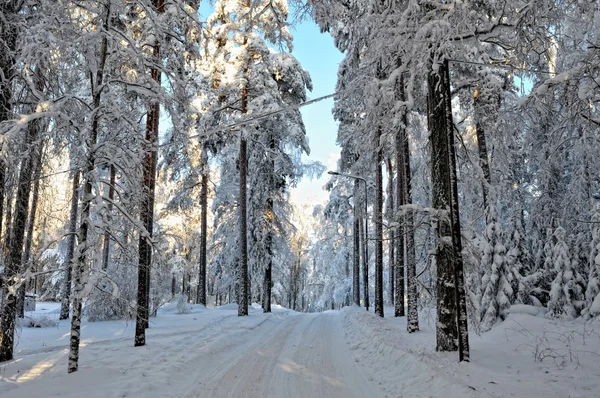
193 312 381 398
2 302 599 397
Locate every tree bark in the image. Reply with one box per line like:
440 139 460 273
375 127 384 317
386 158 394 305
0 104 40 362
60 171 80 321
395 77 406 318
474 87 492 212
101 164 116 270
360 215 369 311
69 4 111 371
398 73 419 333
429 59 458 353
353 181 360 306
135 0 164 345
17 140 44 318
238 134 249 316
196 146 208 306
443 59 470 361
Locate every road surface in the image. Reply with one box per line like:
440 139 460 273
187 311 383 398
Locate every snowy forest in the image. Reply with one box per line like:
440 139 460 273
1 0 600 396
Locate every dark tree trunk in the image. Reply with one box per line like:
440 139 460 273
429 59 470 360
17 140 44 318
263 257 272 312
0 1 18 252
360 216 369 311
386 158 394 305
101 164 116 270
398 73 419 333
136 0 164 346
0 161 5 248
0 103 41 362
442 60 470 361
196 147 208 306
237 74 249 316
429 59 458 353
239 134 249 316
394 76 407 318
375 127 384 317
353 181 360 306
473 88 492 212
171 273 176 298
60 171 80 321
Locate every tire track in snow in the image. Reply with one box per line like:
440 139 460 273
192 312 383 398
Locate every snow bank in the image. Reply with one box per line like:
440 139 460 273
340 306 600 398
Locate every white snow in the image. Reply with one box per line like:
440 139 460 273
1 302 600 397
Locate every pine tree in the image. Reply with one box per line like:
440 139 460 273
585 210 600 318
479 196 513 332
548 226 580 319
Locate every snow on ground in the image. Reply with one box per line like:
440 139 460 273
342 305 600 397
1 302 599 397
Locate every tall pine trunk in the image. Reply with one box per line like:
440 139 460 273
18 140 44 318
399 73 419 333
429 58 470 360
0 63 43 362
239 134 249 316
135 0 164 345
429 59 458 352
473 87 492 212
196 146 208 306
353 181 360 306
375 127 384 317
360 215 369 311
101 164 116 270
395 118 406 317
443 60 470 361
0 103 40 362
238 81 249 316
386 159 394 305
60 171 80 321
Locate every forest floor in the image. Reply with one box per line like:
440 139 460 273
1 301 599 397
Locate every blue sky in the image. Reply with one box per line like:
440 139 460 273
288 20 343 206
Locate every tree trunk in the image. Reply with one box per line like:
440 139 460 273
360 215 369 311
60 171 80 321
0 161 5 249
429 59 458 353
395 115 406 318
17 140 44 318
238 78 249 316
0 109 40 362
353 181 360 306
197 146 208 306
263 190 273 313
473 87 492 212
0 0 19 259
135 0 164 346
375 127 384 317
69 5 111 371
386 158 395 305
101 164 116 270
442 59 470 361
399 73 419 333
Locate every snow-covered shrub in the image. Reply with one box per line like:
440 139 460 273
548 227 584 319
175 294 192 314
18 315 58 328
85 262 137 322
